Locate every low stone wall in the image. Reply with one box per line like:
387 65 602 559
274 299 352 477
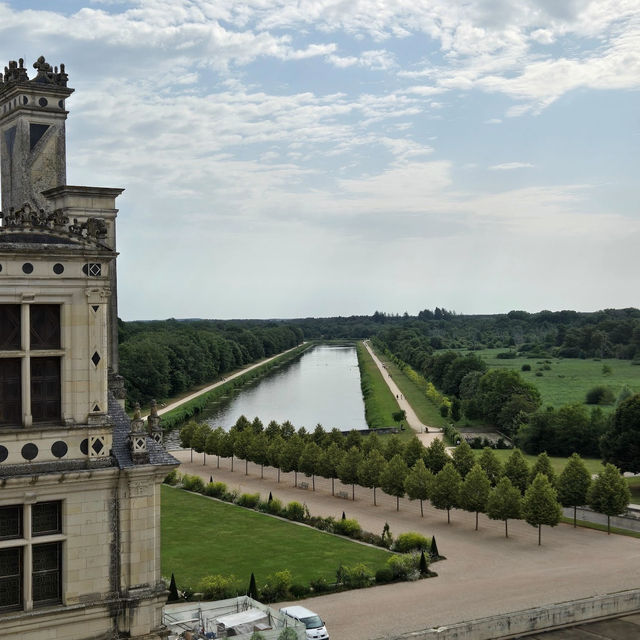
380 589 640 640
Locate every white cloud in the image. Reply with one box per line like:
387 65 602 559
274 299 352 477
489 162 535 170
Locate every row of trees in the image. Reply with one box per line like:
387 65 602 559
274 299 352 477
180 419 630 540
118 319 303 406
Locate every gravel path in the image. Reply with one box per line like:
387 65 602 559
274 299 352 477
173 450 640 640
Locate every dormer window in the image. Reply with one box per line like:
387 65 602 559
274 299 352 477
0 304 62 426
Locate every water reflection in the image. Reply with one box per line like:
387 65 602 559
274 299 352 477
197 344 367 431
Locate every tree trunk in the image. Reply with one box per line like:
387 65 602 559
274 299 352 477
245 459 248 475
217 455 220 469
573 505 577 528
352 484 355 501
538 524 542 546
373 486 377 506
261 464 264 479
231 455 234 472
420 499 424 517
203 453 206 465
475 511 479 531
447 508 450 524
190 448 193 462
294 470 298 487
312 475 315 491
278 468 280 483
505 520 508 538
331 477 335 496
396 496 399 511
607 515 611 535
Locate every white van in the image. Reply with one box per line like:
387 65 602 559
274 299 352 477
280 605 329 640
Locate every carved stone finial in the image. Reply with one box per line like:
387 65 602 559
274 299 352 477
129 402 149 464
147 400 163 446
133 402 141 420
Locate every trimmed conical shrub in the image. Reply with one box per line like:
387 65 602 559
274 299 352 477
168 573 179 602
430 536 439 559
248 572 258 599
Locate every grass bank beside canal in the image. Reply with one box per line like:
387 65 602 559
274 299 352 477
356 342 408 438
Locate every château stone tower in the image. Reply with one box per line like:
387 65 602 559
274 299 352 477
0 56 177 640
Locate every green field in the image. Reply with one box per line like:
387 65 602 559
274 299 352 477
470 349 640 411
471 448 604 475
161 486 392 588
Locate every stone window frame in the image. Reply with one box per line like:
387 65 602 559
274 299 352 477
0 500 65 613
0 302 66 427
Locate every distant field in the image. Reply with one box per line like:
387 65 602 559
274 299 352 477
471 448 604 475
470 349 640 410
161 486 391 589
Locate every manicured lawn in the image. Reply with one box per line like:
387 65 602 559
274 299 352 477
471 449 605 475
161 486 391 589
356 342 407 438
470 349 640 411
627 476 640 502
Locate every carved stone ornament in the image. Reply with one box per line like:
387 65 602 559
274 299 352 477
0 56 68 88
0 201 108 244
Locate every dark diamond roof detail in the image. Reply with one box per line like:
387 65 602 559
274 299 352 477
91 352 101 366
92 439 104 455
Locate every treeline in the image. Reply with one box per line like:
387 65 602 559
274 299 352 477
179 418 631 540
118 318 303 406
296 307 640 359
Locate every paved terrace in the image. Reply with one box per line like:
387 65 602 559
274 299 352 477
173 450 640 640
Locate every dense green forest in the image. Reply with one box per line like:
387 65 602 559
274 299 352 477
118 319 303 405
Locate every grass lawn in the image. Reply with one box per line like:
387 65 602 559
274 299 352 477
471 448 605 475
161 486 392 589
369 344 450 431
468 349 640 411
627 476 640 502
356 342 408 439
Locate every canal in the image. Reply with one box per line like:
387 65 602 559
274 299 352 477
197 344 367 431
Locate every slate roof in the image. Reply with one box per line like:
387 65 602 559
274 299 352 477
108 392 179 470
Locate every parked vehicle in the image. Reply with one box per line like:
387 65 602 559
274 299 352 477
280 606 329 640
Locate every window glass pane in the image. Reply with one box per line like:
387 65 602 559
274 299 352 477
0 505 23 540
0 547 22 610
0 358 21 425
32 502 61 536
0 305 21 350
30 357 61 423
30 305 60 350
32 542 61 605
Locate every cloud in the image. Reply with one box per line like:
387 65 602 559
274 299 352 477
489 162 535 170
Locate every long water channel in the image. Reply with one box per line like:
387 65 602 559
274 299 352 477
197 344 367 431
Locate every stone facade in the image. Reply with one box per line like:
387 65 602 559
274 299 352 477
0 56 178 640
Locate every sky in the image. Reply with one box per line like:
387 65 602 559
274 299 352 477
1 1 639 320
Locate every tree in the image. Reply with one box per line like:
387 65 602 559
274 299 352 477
588 463 631 534
600 393 640 472
486 477 522 538
311 424 327 447
280 435 304 486
267 435 284 482
362 431 382 456
192 423 211 465
431 463 462 523
265 420 281 439
403 435 425 468
478 447 503 486
522 473 562 545
384 435 404 461
337 447 363 500
503 449 530 494
179 420 198 451
529 452 557 487
424 438 449 473
205 426 225 468
404 459 434 517
299 442 321 490
557 453 592 527
344 429 362 451
234 428 254 475
460 464 491 530
452 440 475 478
317 443 343 496
248 431 269 478
218 430 235 472
251 417 264 434
380 454 409 511
357 449 387 506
